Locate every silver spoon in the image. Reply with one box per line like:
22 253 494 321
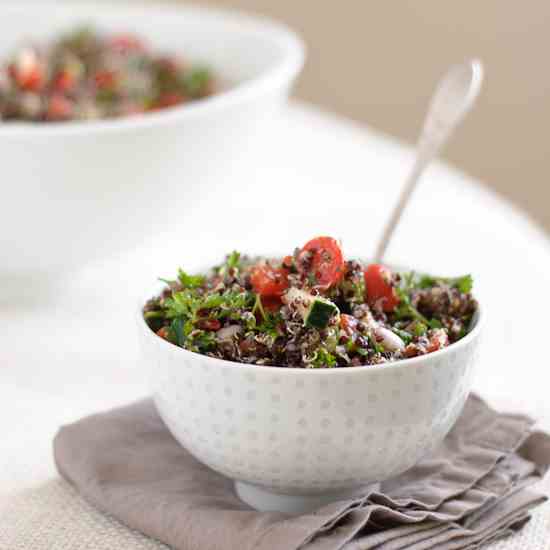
374 59 484 263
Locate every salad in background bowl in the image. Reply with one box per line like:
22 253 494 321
0 2 304 289
0 26 215 122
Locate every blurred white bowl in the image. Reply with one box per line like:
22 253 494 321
0 3 304 280
139 284 482 514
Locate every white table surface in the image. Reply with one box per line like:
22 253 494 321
2 102 550 548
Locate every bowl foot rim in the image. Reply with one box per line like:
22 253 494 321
235 480 380 514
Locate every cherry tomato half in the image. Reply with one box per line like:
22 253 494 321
299 236 345 289
12 63 43 91
261 296 283 312
250 264 289 297
46 94 73 121
52 70 76 93
94 70 117 90
364 264 399 312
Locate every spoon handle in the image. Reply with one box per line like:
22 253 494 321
373 157 427 263
374 59 484 263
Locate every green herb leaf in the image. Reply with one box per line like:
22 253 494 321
177 269 205 289
394 287 429 324
401 271 417 292
412 322 428 336
428 318 443 329
201 294 226 310
340 273 366 305
311 348 337 368
217 251 241 277
217 291 254 318
188 330 216 352
368 334 385 354
182 67 211 97
391 327 413 344
417 274 473 293
227 251 240 269
164 291 194 318
257 312 282 340
170 317 185 346
252 293 267 322
454 274 473 294
144 310 165 320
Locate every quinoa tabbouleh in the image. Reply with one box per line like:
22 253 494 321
144 236 478 368
0 26 214 122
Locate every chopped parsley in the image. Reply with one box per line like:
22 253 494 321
177 269 205 289
391 327 413 344
217 250 242 277
257 313 282 340
311 348 337 368
416 273 473 294
394 287 429 324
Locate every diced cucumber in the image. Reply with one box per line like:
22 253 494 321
306 299 339 329
284 287 339 329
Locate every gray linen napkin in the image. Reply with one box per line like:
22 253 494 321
53 394 550 550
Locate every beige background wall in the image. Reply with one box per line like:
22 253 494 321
179 0 550 231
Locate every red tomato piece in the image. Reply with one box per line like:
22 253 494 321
282 255 293 269
52 70 76 93
109 34 144 52
299 236 345 289
46 94 73 121
94 70 117 89
250 265 289 297
261 296 283 312
12 63 43 91
153 92 186 109
156 327 171 340
364 264 399 312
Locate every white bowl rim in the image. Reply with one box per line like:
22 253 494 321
139 278 482 374
0 2 305 138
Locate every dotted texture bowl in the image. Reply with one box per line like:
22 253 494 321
139 308 481 513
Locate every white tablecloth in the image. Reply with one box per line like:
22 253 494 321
2 102 550 548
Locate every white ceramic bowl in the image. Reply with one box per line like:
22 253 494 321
0 3 304 279
139 288 482 514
